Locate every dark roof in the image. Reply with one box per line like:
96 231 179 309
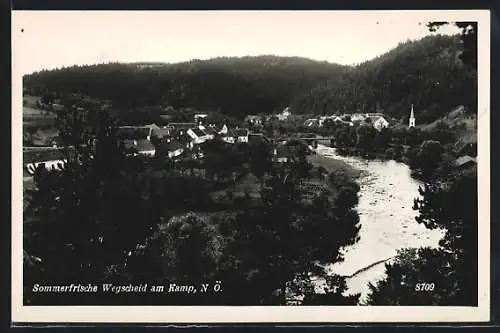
249 133 270 145
191 128 206 137
124 139 155 152
366 115 385 121
117 127 150 140
455 155 477 167
123 139 136 149
202 127 218 136
146 123 161 130
167 123 197 130
144 124 170 138
454 140 477 154
137 139 155 152
164 140 184 152
233 128 249 137
175 132 193 145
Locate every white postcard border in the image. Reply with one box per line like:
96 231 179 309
11 9 491 323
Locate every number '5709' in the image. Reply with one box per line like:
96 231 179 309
415 283 435 291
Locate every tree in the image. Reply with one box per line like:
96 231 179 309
23 56 347 120
149 213 223 282
215 164 361 305
366 248 458 305
427 21 477 112
356 125 377 152
334 125 355 148
249 140 273 187
373 127 392 152
23 110 161 304
411 140 445 179
427 21 477 68
316 166 327 180
414 169 477 259
41 92 54 106
367 169 477 306
303 274 360 305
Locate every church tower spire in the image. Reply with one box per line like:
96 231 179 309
409 104 416 128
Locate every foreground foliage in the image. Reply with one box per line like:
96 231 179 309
24 109 362 305
367 169 477 305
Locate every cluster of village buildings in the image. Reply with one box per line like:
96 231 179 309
245 106 398 132
25 116 265 175
116 119 252 159
24 102 477 175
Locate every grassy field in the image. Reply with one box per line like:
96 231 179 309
421 105 477 144
23 100 59 146
23 95 41 108
307 153 363 179
23 148 66 163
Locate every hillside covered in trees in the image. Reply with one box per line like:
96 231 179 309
23 33 476 124
23 56 348 119
291 34 477 123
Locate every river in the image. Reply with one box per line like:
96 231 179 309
315 145 444 303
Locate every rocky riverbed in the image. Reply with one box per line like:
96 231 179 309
316 145 444 303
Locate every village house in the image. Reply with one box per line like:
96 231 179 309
233 128 249 143
454 155 477 170
201 125 218 138
454 140 477 157
219 124 229 135
117 126 151 141
318 116 333 127
158 138 185 158
248 132 272 146
245 115 263 125
277 107 292 121
272 144 296 163
222 134 236 144
365 112 385 118
350 113 366 122
143 123 170 142
194 113 209 124
187 126 213 145
26 160 66 175
220 127 249 144
167 122 198 133
168 128 195 150
304 118 319 127
369 116 390 131
333 117 354 126
123 138 156 156
190 144 205 160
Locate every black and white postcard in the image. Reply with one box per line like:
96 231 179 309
11 9 490 323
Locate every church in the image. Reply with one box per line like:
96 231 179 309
409 104 416 128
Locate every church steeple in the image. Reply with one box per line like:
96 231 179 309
409 104 416 128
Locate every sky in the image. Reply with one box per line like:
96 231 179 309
12 10 468 75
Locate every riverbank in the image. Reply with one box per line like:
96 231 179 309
307 153 365 179
315 145 444 303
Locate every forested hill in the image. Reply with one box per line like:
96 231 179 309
290 34 477 123
23 34 476 123
22 56 348 118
